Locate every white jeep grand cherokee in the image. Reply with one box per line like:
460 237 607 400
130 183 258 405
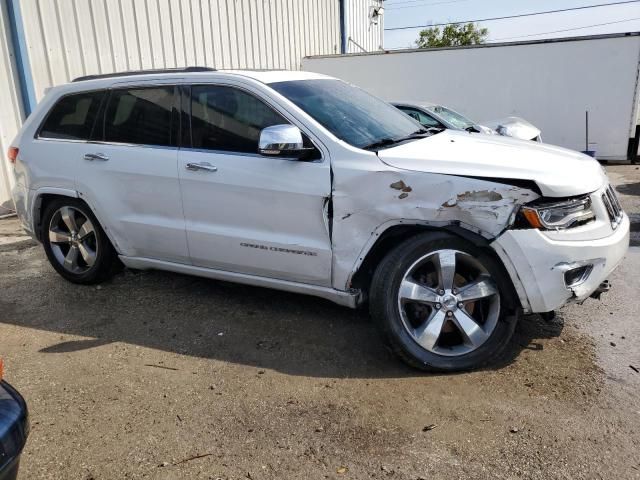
9 68 630 372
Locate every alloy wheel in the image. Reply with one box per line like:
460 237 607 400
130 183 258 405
397 249 500 357
48 206 98 274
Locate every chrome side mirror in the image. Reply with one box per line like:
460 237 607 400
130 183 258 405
258 125 311 158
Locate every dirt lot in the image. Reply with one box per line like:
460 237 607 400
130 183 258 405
1 166 639 479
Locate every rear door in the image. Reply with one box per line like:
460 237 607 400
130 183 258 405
178 83 333 286
73 85 189 263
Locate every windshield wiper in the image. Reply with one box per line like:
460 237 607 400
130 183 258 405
362 137 397 151
362 130 430 151
397 129 431 141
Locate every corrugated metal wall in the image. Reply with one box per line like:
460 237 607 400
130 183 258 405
345 0 383 53
0 1 23 213
0 0 383 207
19 0 342 102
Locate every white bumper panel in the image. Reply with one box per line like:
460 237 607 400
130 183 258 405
492 214 630 313
10 182 33 237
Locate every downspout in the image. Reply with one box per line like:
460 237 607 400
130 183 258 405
339 0 347 54
6 0 36 116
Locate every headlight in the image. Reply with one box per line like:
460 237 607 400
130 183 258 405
520 196 595 230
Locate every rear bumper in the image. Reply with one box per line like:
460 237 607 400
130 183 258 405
10 182 34 239
492 213 630 313
0 381 28 480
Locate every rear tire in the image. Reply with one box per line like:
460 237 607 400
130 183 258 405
41 198 119 284
370 232 518 372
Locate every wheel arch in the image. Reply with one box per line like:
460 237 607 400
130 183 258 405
349 221 524 311
32 190 119 254
31 188 79 241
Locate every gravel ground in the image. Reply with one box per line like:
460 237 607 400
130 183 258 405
0 166 639 479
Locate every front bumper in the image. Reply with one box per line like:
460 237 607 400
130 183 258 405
0 381 28 480
492 213 630 313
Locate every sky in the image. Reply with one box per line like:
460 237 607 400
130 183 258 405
383 0 640 49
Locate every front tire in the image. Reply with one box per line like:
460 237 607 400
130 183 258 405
370 232 518 372
41 198 119 284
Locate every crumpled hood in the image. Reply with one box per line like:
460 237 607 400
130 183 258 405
377 130 606 197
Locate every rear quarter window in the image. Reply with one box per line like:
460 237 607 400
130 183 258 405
38 91 105 140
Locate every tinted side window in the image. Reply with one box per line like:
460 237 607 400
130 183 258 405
398 107 443 128
39 91 105 140
190 85 288 153
104 87 174 146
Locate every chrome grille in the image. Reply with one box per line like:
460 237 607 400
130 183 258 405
601 185 623 228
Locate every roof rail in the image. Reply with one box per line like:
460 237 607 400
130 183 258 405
72 66 216 82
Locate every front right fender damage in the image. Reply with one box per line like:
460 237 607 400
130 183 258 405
330 159 539 309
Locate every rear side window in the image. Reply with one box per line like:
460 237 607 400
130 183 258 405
190 85 288 153
39 91 105 140
104 87 174 146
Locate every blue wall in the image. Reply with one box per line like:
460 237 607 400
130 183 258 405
5 0 36 116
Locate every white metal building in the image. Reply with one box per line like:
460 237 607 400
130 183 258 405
0 0 384 211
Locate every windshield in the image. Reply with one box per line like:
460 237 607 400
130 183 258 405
270 79 425 149
429 106 475 130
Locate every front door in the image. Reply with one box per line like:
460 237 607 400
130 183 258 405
178 84 332 286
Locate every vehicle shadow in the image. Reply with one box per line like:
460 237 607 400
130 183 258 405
615 181 640 197
1 262 563 379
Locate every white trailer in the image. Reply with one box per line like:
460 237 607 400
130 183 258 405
303 33 640 162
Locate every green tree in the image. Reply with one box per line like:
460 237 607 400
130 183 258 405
415 23 488 48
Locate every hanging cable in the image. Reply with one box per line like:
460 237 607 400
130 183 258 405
489 17 640 42
385 0 640 31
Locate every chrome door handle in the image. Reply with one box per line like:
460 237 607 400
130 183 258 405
83 153 109 161
186 162 217 172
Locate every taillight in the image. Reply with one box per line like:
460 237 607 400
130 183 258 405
8 147 19 164
0 358 4 381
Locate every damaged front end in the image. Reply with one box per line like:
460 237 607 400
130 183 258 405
330 149 627 315
327 123 626 314
491 185 629 313
330 157 541 296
